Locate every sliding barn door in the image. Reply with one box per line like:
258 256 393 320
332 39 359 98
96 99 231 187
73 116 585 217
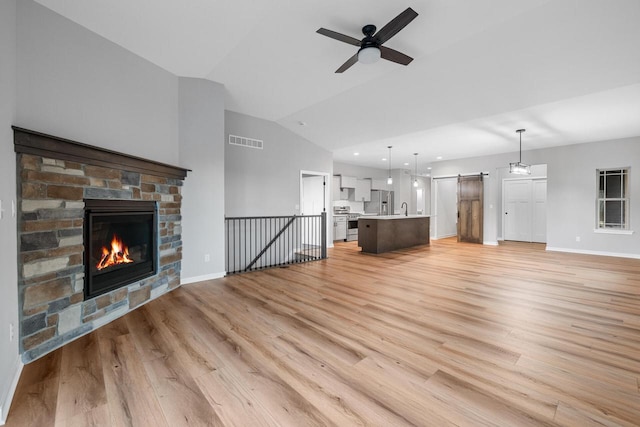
457 175 483 244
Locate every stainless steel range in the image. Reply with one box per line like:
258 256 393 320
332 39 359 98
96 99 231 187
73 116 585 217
346 212 360 241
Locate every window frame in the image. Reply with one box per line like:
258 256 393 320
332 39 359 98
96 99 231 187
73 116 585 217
596 168 630 231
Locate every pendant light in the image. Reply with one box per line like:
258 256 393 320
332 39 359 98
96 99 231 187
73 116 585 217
509 129 531 175
387 146 393 185
413 153 419 187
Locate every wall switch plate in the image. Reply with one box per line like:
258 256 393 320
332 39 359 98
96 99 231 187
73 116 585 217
12 200 16 217
204 254 210 263
575 236 581 242
9 323 14 342
0 199 3 219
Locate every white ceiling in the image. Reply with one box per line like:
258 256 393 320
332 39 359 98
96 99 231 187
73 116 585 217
34 0 640 170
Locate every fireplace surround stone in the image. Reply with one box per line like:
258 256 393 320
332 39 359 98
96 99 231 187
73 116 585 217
14 127 189 362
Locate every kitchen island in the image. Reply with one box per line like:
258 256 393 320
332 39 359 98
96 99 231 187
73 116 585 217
358 215 430 254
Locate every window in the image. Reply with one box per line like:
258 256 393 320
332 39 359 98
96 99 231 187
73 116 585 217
597 168 629 230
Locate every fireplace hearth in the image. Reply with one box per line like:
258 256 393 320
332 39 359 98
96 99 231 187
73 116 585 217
84 199 157 300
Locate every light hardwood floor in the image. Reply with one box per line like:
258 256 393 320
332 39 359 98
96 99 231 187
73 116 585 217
5 238 640 426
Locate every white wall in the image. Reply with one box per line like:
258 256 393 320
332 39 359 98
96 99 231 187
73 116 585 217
225 111 333 217
178 78 226 281
544 138 640 255
0 0 21 422
430 139 640 256
16 0 179 165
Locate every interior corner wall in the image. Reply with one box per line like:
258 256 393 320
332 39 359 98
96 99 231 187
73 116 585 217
225 111 333 217
178 78 226 281
0 0 21 422
15 0 179 165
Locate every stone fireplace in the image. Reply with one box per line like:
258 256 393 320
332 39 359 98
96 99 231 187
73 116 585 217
14 127 189 362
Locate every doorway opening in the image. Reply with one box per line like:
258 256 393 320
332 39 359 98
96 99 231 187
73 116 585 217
432 177 458 239
300 170 330 245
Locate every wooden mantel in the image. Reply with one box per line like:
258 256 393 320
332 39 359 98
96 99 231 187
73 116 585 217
13 126 190 180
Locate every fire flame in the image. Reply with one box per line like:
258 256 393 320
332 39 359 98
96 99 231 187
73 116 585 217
96 235 134 270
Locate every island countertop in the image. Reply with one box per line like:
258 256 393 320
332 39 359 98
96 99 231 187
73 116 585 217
358 215 430 253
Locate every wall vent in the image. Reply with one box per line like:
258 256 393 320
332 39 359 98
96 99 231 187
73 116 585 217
229 134 263 149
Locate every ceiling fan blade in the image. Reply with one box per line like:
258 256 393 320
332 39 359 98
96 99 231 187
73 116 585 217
380 46 413 66
316 28 361 46
335 54 358 73
374 7 418 45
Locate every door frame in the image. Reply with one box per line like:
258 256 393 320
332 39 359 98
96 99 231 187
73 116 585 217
299 170 330 215
501 176 547 242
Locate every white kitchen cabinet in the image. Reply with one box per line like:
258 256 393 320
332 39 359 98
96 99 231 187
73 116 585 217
354 179 371 202
370 178 388 190
331 176 340 201
333 216 347 241
332 176 349 200
340 175 357 189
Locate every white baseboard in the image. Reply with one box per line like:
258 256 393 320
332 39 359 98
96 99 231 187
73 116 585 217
181 271 225 285
431 234 456 240
483 241 499 246
0 358 23 425
546 246 640 259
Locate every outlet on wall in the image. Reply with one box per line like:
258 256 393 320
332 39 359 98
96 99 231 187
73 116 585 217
204 254 210 263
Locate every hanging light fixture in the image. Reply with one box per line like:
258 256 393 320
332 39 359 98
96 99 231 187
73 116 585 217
387 146 393 185
413 153 419 187
509 129 531 175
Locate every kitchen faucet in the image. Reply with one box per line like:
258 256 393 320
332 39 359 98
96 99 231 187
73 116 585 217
401 201 408 216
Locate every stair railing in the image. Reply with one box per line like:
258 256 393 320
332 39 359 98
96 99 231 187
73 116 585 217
225 212 326 274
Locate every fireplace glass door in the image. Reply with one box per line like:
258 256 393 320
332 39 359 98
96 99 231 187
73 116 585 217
84 200 157 299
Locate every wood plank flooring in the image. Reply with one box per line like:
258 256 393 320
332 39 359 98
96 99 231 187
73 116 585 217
5 238 640 426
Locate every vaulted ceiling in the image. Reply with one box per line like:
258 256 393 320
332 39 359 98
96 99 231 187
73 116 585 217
34 0 640 169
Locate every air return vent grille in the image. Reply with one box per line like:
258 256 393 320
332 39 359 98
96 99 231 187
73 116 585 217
229 134 263 149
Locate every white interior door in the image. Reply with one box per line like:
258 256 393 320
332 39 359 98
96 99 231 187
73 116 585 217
503 179 547 243
504 180 531 241
434 178 458 239
532 180 547 243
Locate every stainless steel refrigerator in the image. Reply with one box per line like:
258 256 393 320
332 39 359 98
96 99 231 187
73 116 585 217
364 190 395 215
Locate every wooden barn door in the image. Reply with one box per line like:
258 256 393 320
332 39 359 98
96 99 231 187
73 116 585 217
457 174 483 243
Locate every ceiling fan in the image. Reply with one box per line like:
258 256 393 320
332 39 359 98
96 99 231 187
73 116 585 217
316 7 419 73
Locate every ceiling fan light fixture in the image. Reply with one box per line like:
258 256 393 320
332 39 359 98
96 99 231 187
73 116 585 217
358 46 381 64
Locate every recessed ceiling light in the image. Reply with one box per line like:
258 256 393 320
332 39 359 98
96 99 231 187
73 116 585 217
426 174 431 177
427 167 432 170
436 156 443 160
353 152 359 156
382 158 387 161
403 162 409 166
